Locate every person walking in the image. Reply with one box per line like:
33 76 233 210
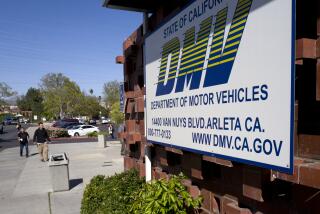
33 122 51 162
108 124 113 139
109 124 115 139
18 127 29 157
111 124 115 139
16 123 22 133
118 123 126 155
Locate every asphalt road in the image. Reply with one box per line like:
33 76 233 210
0 124 32 152
0 124 117 150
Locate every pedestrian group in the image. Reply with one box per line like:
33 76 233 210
17 122 51 162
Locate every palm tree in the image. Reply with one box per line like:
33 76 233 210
89 89 94 95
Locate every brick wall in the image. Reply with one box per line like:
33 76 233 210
117 1 320 213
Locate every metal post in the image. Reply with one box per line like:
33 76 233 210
145 145 152 182
143 11 152 182
143 12 148 35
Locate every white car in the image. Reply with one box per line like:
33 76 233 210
101 118 111 124
67 125 99 137
19 118 29 124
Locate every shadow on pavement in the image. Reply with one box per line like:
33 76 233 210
69 178 83 190
102 164 113 167
29 152 39 157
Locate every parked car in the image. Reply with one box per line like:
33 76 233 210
101 118 111 124
78 118 85 124
52 119 79 128
67 125 99 137
89 119 97 125
19 118 29 124
4 118 12 125
11 118 19 125
64 123 84 130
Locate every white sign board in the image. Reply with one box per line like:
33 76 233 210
145 0 294 173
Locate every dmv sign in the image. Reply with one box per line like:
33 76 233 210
156 0 252 96
145 0 294 173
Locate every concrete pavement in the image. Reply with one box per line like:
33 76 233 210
0 134 124 214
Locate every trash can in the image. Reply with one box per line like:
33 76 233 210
98 134 106 148
48 153 69 192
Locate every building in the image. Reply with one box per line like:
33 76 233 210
104 1 320 213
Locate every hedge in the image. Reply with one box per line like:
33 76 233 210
47 129 70 138
81 171 202 214
81 169 144 214
131 174 202 214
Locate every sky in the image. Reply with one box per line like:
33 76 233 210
0 0 141 97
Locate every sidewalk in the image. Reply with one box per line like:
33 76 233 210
0 140 124 214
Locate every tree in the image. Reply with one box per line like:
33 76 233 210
84 95 101 118
103 80 120 108
40 73 69 118
41 73 84 119
0 82 16 103
89 89 94 95
17 96 29 110
16 87 44 117
40 73 110 120
63 79 85 117
40 73 68 91
110 101 124 125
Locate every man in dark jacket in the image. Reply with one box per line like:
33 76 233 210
33 122 50 162
18 127 29 157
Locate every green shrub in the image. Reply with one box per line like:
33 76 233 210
98 131 108 136
87 131 98 137
47 129 70 138
87 131 108 138
131 174 202 214
81 169 144 214
80 175 105 213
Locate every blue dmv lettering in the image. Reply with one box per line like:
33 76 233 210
156 0 253 96
192 133 284 156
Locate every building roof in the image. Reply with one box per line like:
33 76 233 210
103 0 156 12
